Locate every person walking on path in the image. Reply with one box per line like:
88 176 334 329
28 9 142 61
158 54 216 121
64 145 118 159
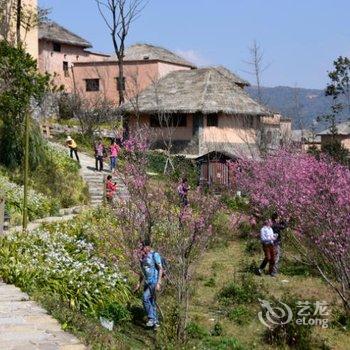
135 239 163 328
109 139 120 173
106 175 117 204
258 219 278 277
66 136 80 163
177 177 190 206
271 213 287 275
94 139 105 171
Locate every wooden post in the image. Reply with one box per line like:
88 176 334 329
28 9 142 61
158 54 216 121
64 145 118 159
22 112 29 232
0 192 4 235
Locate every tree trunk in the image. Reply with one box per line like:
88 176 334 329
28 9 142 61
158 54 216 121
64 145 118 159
16 0 21 47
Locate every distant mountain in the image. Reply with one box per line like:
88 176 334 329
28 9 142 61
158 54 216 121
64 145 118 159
246 86 348 131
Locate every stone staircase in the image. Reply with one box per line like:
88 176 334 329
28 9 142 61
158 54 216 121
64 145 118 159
0 282 86 349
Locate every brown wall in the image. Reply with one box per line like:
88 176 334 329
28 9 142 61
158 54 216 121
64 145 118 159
38 40 109 91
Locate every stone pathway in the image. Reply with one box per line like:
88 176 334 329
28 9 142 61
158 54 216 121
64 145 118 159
0 282 86 350
77 149 129 205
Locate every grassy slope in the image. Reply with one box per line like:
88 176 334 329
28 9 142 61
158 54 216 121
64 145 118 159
189 237 349 349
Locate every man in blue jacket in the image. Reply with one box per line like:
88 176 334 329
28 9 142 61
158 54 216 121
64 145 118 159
135 239 163 328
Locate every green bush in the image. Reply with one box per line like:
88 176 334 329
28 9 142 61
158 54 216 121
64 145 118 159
0 220 133 319
204 277 216 287
227 306 251 325
211 322 224 336
99 302 131 324
217 274 263 306
220 194 249 212
0 174 59 223
263 294 316 350
203 337 246 350
244 239 261 254
237 221 253 239
186 321 208 339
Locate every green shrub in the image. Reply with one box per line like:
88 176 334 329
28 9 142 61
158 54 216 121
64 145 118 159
332 309 350 331
0 174 59 222
217 274 263 305
186 321 208 339
279 258 315 277
203 336 245 350
0 221 133 319
237 221 253 239
211 322 224 336
244 239 261 254
220 194 249 212
227 306 251 325
99 302 131 324
204 277 216 287
263 294 316 350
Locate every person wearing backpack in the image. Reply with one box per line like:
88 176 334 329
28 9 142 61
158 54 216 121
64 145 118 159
135 239 163 328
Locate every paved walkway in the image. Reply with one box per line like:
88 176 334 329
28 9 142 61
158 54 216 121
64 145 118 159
0 283 86 350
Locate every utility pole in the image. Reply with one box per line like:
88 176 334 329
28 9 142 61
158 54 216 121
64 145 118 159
22 111 29 232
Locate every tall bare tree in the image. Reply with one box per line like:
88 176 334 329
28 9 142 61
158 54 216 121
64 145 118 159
244 40 270 104
95 0 148 106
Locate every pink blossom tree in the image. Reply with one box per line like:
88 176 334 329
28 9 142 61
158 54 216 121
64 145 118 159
114 128 222 340
234 149 350 313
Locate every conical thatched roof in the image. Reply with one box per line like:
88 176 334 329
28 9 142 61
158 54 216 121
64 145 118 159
109 43 196 68
39 22 92 48
212 66 250 86
123 67 270 115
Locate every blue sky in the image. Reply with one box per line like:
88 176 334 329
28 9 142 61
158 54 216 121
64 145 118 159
39 0 350 89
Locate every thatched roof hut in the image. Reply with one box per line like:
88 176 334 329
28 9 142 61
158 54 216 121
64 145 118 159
107 43 196 68
39 21 92 48
122 67 270 115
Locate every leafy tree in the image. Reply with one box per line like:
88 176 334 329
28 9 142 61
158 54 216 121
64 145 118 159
322 139 349 166
0 41 49 169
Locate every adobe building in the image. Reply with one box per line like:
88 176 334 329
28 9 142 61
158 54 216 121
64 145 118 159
38 21 110 91
0 0 38 59
71 43 196 102
122 66 281 158
318 121 350 152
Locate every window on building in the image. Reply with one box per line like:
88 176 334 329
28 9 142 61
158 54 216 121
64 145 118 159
63 61 69 77
53 42 61 52
150 114 187 128
207 114 218 127
116 77 126 91
85 79 100 92
242 116 254 128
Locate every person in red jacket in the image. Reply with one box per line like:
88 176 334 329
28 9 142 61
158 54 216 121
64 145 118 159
106 175 117 203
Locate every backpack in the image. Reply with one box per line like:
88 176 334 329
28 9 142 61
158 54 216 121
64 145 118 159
153 251 168 278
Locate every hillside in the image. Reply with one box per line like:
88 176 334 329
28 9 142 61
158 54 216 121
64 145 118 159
246 86 348 131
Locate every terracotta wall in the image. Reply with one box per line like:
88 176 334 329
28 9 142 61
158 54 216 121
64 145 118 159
38 40 108 91
72 61 160 103
203 114 259 145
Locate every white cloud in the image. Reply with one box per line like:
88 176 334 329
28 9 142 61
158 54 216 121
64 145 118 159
175 49 211 67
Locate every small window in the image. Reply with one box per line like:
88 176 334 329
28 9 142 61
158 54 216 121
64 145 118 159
150 115 161 127
63 61 69 77
242 116 254 128
85 79 100 92
53 42 61 52
207 114 218 127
